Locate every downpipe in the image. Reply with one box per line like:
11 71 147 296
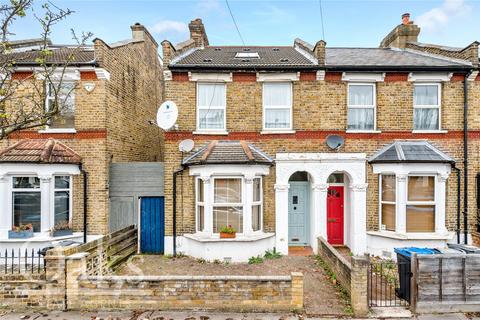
79 163 88 244
172 166 185 256
452 165 461 244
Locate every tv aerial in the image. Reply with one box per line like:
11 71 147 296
156 101 178 130
326 135 345 151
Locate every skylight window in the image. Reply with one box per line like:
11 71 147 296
235 52 260 59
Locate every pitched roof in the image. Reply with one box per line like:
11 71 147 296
1 46 95 66
0 139 82 164
182 140 273 166
170 46 317 70
169 45 471 71
368 141 454 164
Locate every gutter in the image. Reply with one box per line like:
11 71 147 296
79 163 88 244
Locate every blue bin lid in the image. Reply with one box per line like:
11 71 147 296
394 247 440 257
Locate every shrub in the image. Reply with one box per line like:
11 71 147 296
248 255 264 264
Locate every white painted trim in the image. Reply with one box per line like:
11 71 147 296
316 70 325 81
94 68 110 81
413 82 442 131
276 153 367 162
412 130 448 134
347 82 377 131
196 82 227 132
36 69 80 81
256 72 299 82
260 130 296 135
467 70 479 82
163 70 172 81
192 130 229 135
189 72 232 82
262 82 293 131
346 130 382 133
38 128 77 134
342 72 385 82
408 72 453 82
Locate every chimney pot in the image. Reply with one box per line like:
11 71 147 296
402 13 410 25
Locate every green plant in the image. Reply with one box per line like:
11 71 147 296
213 259 221 264
12 224 33 232
51 221 71 231
264 249 282 259
196 258 207 264
219 225 236 234
248 255 264 264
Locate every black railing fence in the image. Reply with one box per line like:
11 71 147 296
0 249 45 274
368 258 409 307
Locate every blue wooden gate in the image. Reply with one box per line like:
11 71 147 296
140 197 165 254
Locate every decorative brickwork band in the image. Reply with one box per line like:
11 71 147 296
12 72 34 80
172 72 189 82
232 72 256 82
80 71 98 80
324 72 342 82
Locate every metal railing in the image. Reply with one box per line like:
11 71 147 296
1 249 45 274
368 258 409 307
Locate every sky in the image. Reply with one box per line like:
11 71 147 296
9 0 480 50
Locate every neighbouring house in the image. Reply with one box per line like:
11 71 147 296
161 16 480 262
0 23 163 252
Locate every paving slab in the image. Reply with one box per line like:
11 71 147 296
416 314 468 320
370 307 412 319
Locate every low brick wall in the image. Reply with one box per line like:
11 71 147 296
317 237 369 317
473 231 480 247
0 273 63 310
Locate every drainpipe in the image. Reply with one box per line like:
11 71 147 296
463 71 472 244
79 163 88 244
172 166 185 256
452 165 461 244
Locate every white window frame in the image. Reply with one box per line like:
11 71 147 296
379 174 396 232
196 82 227 132
43 81 76 132
212 176 244 235
413 83 441 132
347 82 376 132
252 177 263 232
51 175 73 227
406 174 436 232
195 177 205 233
262 82 293 131
11 176 42 232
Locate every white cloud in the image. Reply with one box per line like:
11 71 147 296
196 0 221 14
416 0 470 32
150 20 188 35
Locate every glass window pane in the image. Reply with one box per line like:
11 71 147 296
197 179 204 202
49 83 75 129
413 108 439 130
348 108 374 130
214 178 241 203
381 174 396 202
408 176 435 201
414 85 438 105
13 177 40 189
252 205 261 231
54 191 70 225
264 82 292 107
327 173 344 184
264 108 290 129
406 205 435 232
349 85 373 106
213 206 243 233
381 203 396 231
197 205 204 232
13 192 41 232
253 178 261 202
198 108 224 129
55 176 70 189
197 83 226 107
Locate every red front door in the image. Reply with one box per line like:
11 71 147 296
327 186 344 245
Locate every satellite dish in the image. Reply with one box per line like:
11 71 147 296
179 139 194 153
156 101 178 130
326 135 345 151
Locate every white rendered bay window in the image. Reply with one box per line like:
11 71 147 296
196 178 205 232
263 82 292 130
197 83 226 131
380 174 396 231
213 178 243 233
413 83 441 131
348 83 375 131
252 177 262 231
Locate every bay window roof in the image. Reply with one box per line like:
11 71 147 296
182 140 272 166
0 138 82 164
368 141 454 164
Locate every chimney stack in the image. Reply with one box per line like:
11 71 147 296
379 13 420 49
313 40 326 66
189 18 209 48
131 22 158 47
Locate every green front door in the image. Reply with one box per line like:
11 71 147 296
288 182 310 246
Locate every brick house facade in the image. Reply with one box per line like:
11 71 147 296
161 16 479 261
0 23 163 251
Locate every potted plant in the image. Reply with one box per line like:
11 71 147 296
51 221 73 237
8 224 34 239
219 225 237 239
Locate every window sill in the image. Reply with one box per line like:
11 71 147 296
39 128 77 134
260 130 296 135
0 232 84 242
184 232 275 242
193 130 229 135
367 230 453 240
412 130 448 134
346 130 382 134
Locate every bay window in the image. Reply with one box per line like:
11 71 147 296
380 174 396 231
12 177 41 232
252 178 262 231
348 83 375 131
263 82 292 130
406 176 435 232
197 83 226 131
196 178 205 232
46 82 76 129
54 176 71 226
213 178 243 233
413 84 441 131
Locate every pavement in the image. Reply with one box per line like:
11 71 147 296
0 311 478 320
